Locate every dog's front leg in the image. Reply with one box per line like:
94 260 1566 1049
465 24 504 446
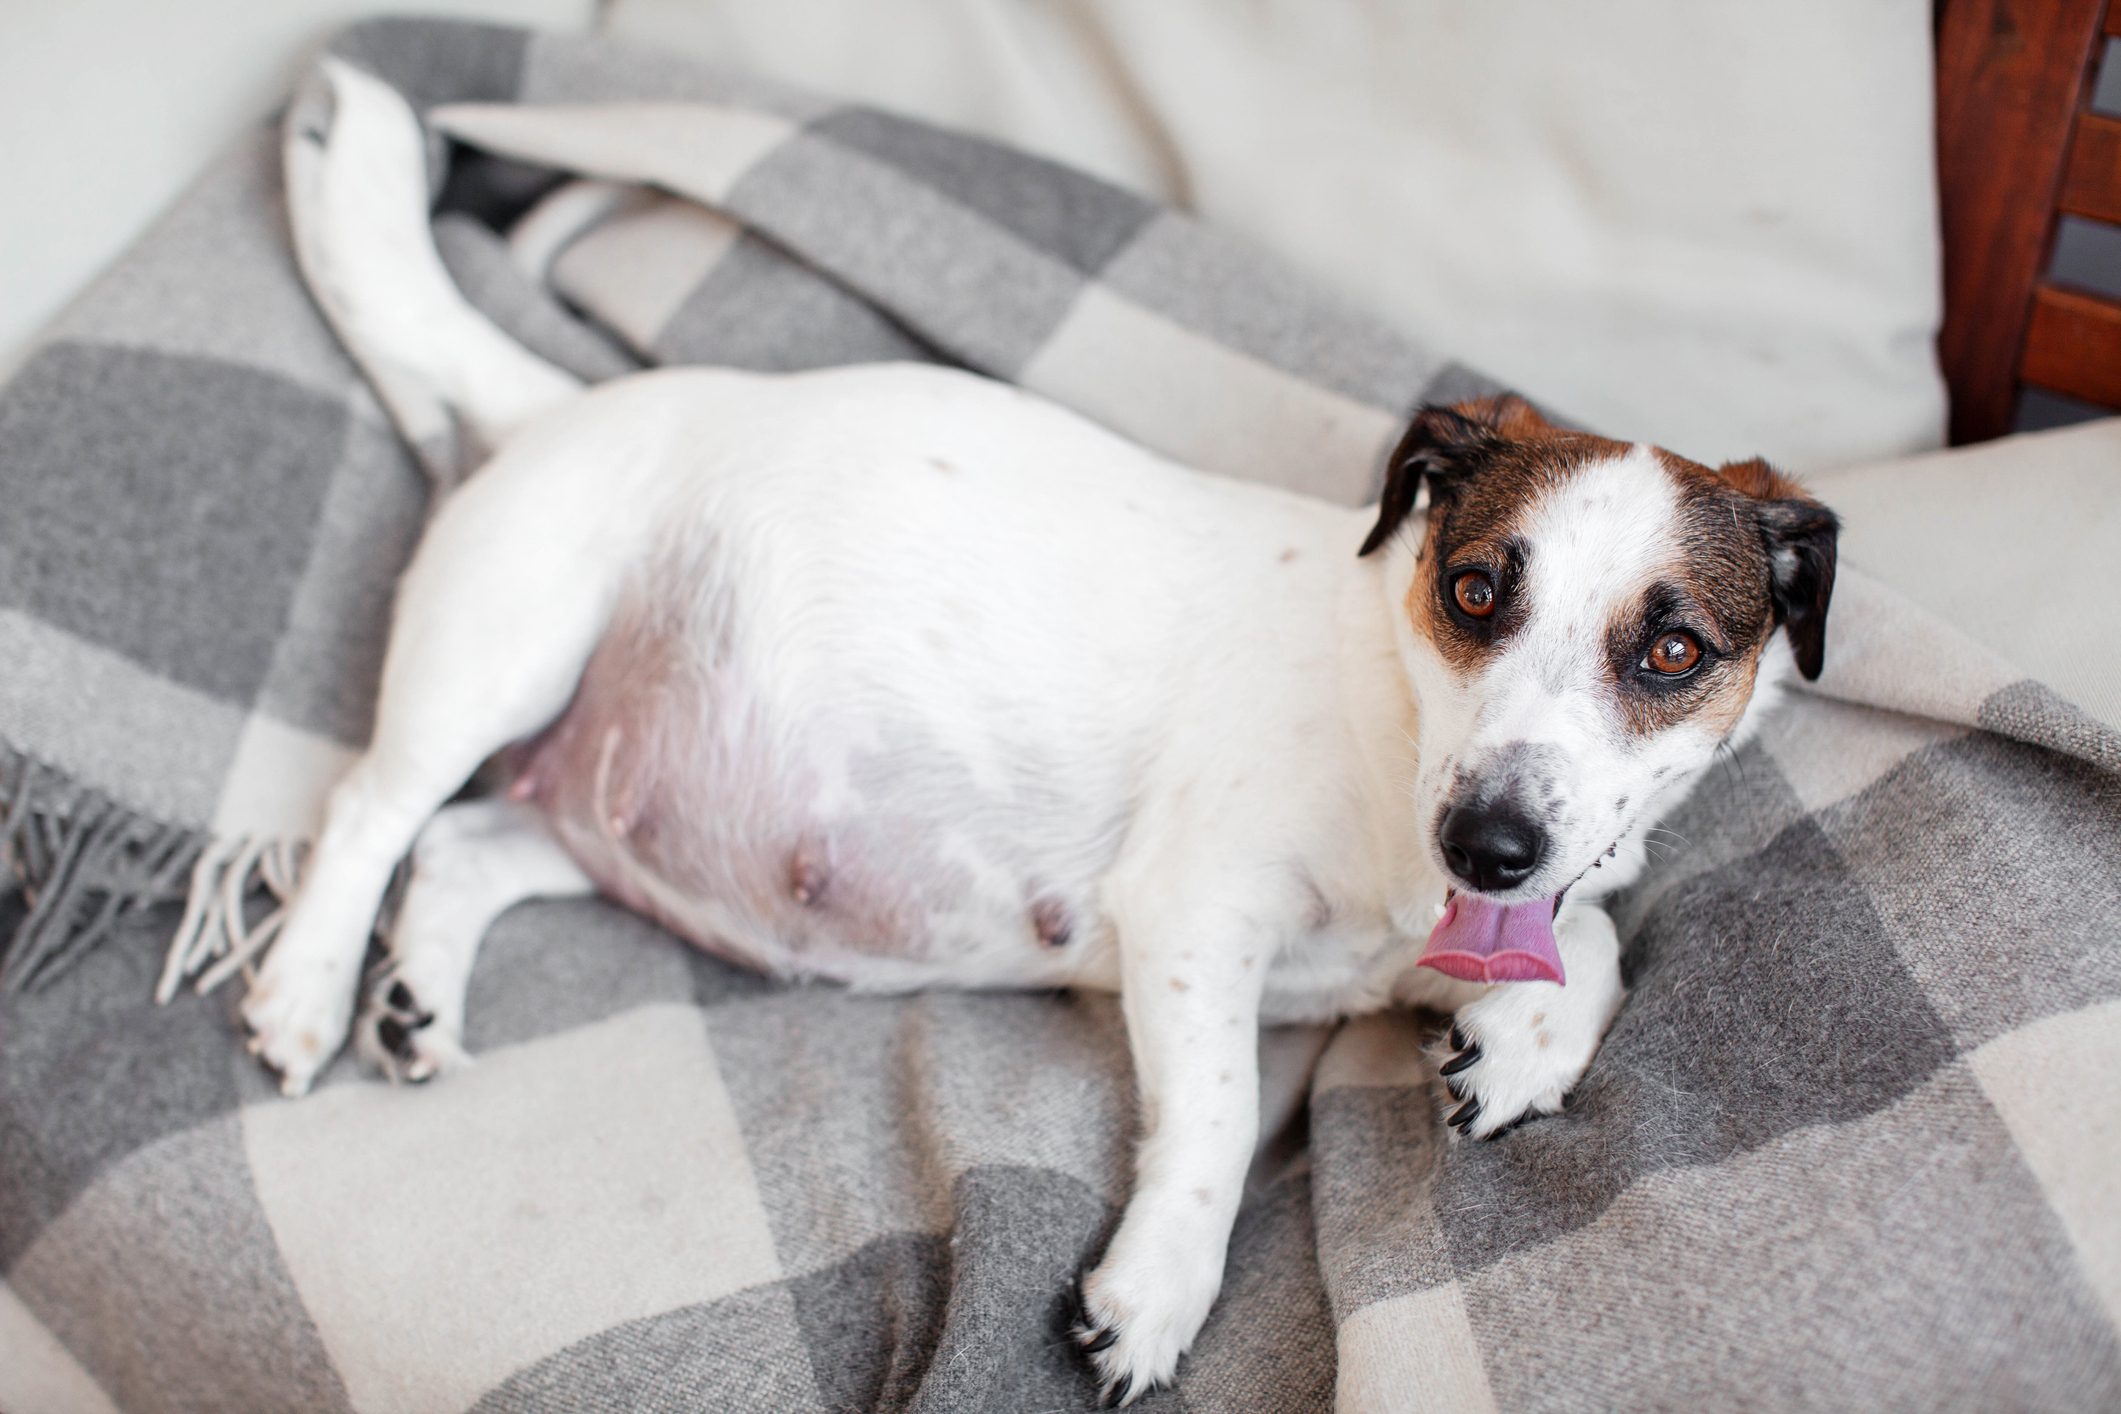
1075 873 1281 1405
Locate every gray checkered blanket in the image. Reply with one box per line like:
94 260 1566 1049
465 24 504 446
4 17 2119 1412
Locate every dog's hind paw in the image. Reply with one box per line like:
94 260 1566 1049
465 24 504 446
355 973 470 1084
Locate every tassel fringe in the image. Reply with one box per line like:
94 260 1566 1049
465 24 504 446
156 832 308 1002
1 750 207 993
0 746 313 999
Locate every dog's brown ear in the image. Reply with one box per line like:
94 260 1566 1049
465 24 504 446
1454 393 1556 442
1359 396 1548 557
1720 457 1840 681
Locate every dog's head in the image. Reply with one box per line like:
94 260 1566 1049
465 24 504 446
1360 395 1837 984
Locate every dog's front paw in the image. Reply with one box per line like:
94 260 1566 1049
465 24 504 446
241 950 359 1097
354 973 470 1084
1071 1217 1223 1405
1440 911 1626 1139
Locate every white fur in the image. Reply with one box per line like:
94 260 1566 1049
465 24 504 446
1446 903 1626 1137
244 61 1793 1403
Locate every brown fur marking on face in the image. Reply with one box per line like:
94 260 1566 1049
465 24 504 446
1406 404 1633 677
1604 610 1766 738
1596 450 1787 738
1391 398 1836 735
1660 452 1781 643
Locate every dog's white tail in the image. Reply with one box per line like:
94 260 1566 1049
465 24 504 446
286 59 581 473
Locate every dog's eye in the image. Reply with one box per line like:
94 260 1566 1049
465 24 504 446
1644 631 1702 676
1452 571 1496 618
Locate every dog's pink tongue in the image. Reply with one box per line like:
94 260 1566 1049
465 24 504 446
1419 894 1566 985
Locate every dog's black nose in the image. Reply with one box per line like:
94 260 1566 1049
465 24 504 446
1439 802 1546 892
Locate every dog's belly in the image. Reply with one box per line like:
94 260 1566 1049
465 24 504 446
510 579 1124 990
468 361 1389 997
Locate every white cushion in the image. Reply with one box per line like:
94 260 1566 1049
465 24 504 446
601 0 1945 472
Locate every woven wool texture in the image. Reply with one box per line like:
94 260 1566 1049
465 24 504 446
2 18 2118 1412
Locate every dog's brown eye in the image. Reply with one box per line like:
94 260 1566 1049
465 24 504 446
1452 571 1496 618
1646 631 1702 675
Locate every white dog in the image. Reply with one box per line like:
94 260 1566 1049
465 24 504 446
242 61 1838 1403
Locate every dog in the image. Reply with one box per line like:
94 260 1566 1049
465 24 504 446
241 60 1838 1403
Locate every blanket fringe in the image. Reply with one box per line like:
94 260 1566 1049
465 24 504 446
156 832 307 1002
0 749 207 993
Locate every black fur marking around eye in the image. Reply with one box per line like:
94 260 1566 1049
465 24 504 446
1609 582 1720 694
1638 583 1690 639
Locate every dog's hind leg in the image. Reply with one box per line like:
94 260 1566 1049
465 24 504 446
241 442 629 1095
286 56 581 469
355 798 592 1083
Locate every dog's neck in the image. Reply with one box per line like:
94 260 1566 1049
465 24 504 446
1326 529 1445 940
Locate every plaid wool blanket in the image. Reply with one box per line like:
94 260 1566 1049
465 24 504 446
4 18 2120 1412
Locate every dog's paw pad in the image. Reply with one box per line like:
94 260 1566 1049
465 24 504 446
356 972 467 1083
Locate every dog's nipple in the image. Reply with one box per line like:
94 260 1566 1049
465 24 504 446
1032 897 1072 948
790 850 828 907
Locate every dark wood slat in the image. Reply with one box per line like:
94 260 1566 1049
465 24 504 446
2020 284 2121 408
2106 0 2120 38
1934 0 2109 443
2061 114 2121 223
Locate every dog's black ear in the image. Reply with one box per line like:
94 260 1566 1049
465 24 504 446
1759 498 1840 681
1721 457 1841 681
1358 396 1546 557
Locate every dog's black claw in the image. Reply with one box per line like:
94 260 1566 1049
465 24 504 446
1449 1097 1481 1130
1449 1024 1467 1051
1103 1373 1135 1408
1081 1326 1118 1354
1439 1045 1480 1076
